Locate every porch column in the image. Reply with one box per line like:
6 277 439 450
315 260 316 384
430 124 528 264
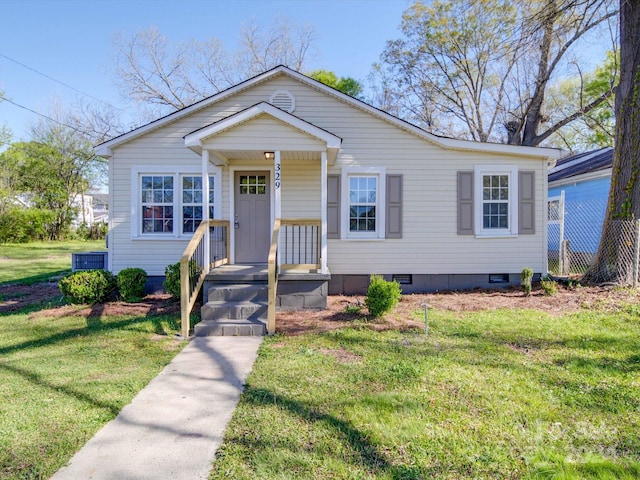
202 150 210 269
274 150 281 219
321 151 328 274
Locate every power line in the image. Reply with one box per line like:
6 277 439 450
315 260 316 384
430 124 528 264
2 97 94 137
0 51 121 110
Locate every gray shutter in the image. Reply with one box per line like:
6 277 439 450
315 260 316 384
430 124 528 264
385 174 403 239
518 171 535 234
457 171 474 235
327 174 340 239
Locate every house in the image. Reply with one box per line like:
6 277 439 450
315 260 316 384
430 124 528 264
95 65 561 317
547 147 613 275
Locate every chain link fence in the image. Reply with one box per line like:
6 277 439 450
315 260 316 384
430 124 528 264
548 193 640 285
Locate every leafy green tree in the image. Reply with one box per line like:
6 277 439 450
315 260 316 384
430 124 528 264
307 70 364 99
0 90 11 148
0 133 96 240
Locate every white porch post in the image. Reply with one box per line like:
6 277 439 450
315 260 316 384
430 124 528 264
320 151 328 274
274 150 282 268
274 150 282 219
202 150 210 269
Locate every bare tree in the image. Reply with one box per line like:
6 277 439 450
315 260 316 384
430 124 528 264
113 18 316 116
584 0 640 285
379 0 618 146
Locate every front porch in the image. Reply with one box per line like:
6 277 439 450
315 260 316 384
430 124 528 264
179 219 331 337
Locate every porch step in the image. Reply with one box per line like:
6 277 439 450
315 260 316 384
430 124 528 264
206 284 267 302
197 282 267 336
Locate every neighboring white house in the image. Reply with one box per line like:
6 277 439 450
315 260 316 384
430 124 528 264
95 66 561 295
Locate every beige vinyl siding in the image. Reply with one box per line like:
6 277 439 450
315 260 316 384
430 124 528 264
202 114 326 152
108 72 549 276
280 159 321 219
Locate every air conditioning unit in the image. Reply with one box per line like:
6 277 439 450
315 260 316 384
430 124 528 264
72 251 108 271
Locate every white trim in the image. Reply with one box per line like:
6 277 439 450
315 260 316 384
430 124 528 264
341 166 386 240
131 165 219 240
473 165 518 238
548 167 611 188
320 151 328 274
184 102 342 153
229 165 275 264
96 66 561 162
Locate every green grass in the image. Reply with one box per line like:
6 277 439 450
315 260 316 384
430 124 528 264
0 240 105 284
210 307 640 479
0 301 184 479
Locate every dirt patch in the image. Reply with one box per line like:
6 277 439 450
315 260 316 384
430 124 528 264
2 281 638 334
275 285 640 335
0 282 63 314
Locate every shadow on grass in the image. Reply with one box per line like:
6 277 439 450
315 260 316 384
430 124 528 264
0 360 123 415
0 269 70 286
239 385 425 479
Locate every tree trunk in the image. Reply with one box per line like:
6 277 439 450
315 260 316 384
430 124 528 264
584 0 640 285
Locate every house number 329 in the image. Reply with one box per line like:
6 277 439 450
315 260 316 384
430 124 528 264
275 162 281 189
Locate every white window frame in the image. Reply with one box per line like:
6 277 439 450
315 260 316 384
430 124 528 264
341 166 386 240
131 165 220 240
181 174 216 235
474 165 518 238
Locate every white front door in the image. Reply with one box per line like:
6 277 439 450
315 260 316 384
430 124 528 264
234 171 271 263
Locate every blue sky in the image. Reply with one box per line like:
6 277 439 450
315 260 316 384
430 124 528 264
0 0 411 142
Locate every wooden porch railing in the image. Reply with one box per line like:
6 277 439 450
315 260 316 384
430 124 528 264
267 218 281 335
180 220 230 337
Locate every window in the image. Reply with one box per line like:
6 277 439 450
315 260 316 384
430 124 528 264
341 167 386 239
474 165 518 237
134 169 216 238
349 176 377 232
141 176 173 234
482 174 509 229
182 175 215 234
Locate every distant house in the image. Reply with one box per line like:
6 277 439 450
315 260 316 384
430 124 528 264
547 147 612 273
95 65 561 299
71 193 109 227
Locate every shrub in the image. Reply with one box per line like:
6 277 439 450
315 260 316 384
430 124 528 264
164 260 202 300
0 207 56 243
541 278 558 296
521 267 534 296
164 262 181 299
58 270 116 304
117 267 147 302
365 275 402 318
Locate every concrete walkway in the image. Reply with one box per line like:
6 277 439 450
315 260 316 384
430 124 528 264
51 336 263 480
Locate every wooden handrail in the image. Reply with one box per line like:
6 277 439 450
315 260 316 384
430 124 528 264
267 218 281 335
280 218 321 226
180 220 230 338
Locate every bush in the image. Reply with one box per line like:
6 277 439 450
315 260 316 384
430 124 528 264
365 275 402 318
164 262 181 299
541 278 558 296
521 267 534 296
58 270 116 304
117 267 147 302
0 207 56 243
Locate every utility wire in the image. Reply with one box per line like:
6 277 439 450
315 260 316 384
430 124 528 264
0 51 121 110
2 97 94 137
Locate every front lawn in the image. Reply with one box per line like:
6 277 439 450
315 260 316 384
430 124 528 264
211 304 640 479
0 299 184 479
0 240 106 285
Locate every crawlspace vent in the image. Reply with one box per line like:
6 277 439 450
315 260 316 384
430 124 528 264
270 90 295 113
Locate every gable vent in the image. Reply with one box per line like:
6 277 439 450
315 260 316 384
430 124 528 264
270 90 295 113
